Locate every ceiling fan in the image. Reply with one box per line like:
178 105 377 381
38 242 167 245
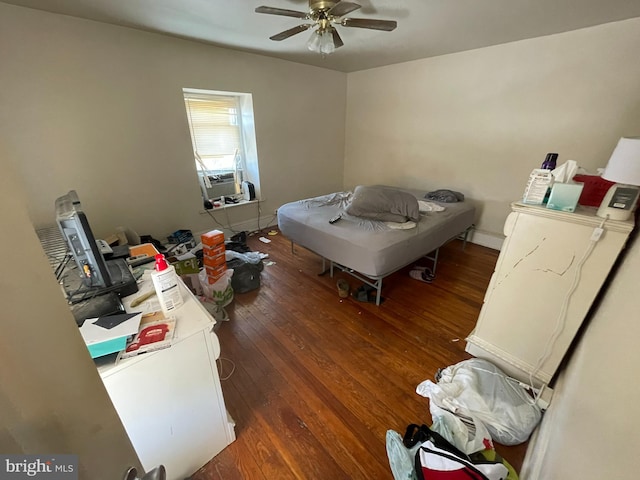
255 0 397 55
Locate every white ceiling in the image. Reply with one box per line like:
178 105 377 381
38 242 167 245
3 0 640 72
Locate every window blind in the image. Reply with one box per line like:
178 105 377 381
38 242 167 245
184 93 241 171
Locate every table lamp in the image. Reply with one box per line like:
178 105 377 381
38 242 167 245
596 136 640 221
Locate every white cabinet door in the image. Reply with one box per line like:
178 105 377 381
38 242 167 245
466 203 633 385
102 330 233 480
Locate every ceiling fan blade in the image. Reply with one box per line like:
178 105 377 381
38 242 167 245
326 1 361 17
341 17 397 31
331 28 344 48
255 6 309 19
269 24 312 41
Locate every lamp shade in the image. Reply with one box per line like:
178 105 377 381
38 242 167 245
601 137 640 186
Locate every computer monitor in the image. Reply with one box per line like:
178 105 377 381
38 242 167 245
55 190 138 301
56 190 112 289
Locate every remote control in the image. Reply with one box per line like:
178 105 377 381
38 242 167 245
329 214 342 224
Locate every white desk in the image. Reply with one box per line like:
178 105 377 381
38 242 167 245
96 272 235 480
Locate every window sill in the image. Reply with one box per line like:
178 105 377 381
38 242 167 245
199 198 259 214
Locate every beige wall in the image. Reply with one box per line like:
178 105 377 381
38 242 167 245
345 18 640 240
0 3 346 240
0 159 141 478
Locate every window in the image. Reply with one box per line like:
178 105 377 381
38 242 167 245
183 88 260 203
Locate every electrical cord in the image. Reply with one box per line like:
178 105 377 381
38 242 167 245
217 356 236 381
66 279 128 304
54 251 73 281
60 258 136 304
256 199 261 232
207 198 278 238
205 208 239 234
528 216 608 404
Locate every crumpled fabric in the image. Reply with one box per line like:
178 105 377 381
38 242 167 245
418 200 446 212
425 189 465 203
384 220 417 230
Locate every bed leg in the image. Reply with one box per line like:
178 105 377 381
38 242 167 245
432 248 440 276
317 257 330 276
461 225 474 250
375 281 383 306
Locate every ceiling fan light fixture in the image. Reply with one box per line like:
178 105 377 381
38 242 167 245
306 29 336 55
259 1 397 54
306 30 322 52
319 30 336 54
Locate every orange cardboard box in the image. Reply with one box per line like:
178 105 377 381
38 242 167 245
206 264 227 284
201 229 225 247
206 274 224 284
203 243 226 257
206 264 227 276
203 252 226 268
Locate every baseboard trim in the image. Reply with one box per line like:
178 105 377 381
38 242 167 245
469 230 504 251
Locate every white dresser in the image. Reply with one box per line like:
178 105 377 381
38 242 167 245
466 202 634 387
97 275 235 480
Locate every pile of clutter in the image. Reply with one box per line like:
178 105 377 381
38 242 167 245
387 358 543 480
161 229 266 323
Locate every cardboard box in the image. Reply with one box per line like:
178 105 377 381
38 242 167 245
181 273 203 296
201 229 225 247
206 274 225 285
203 243 226 257
129 243 160 258
170 257 200 275
78 313 142 359
203 252 226 268
205 264 227 283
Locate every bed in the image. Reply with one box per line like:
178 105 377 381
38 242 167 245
277 186 476 305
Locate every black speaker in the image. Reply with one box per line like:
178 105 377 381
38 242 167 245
241 181 256 201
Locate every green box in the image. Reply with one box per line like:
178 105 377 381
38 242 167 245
546 182 584 213
171 257 200 275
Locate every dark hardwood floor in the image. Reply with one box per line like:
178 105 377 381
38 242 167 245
191 228 528 479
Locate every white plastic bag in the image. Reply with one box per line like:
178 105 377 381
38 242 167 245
385 430 421 480
418 359 541 450
417 379 493 454
198 268 234 307
225 249 263 264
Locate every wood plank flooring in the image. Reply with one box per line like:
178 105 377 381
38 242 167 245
191 228 528 479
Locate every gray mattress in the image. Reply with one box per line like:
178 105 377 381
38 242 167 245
277 189 476 278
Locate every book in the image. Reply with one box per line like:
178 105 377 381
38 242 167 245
117 312 176 360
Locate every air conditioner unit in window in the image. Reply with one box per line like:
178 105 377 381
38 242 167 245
199 174 237 200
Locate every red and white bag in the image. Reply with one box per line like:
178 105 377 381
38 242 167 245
404 424 509 480
416 440 508 480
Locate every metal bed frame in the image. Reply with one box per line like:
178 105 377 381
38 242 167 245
291 224 474 306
